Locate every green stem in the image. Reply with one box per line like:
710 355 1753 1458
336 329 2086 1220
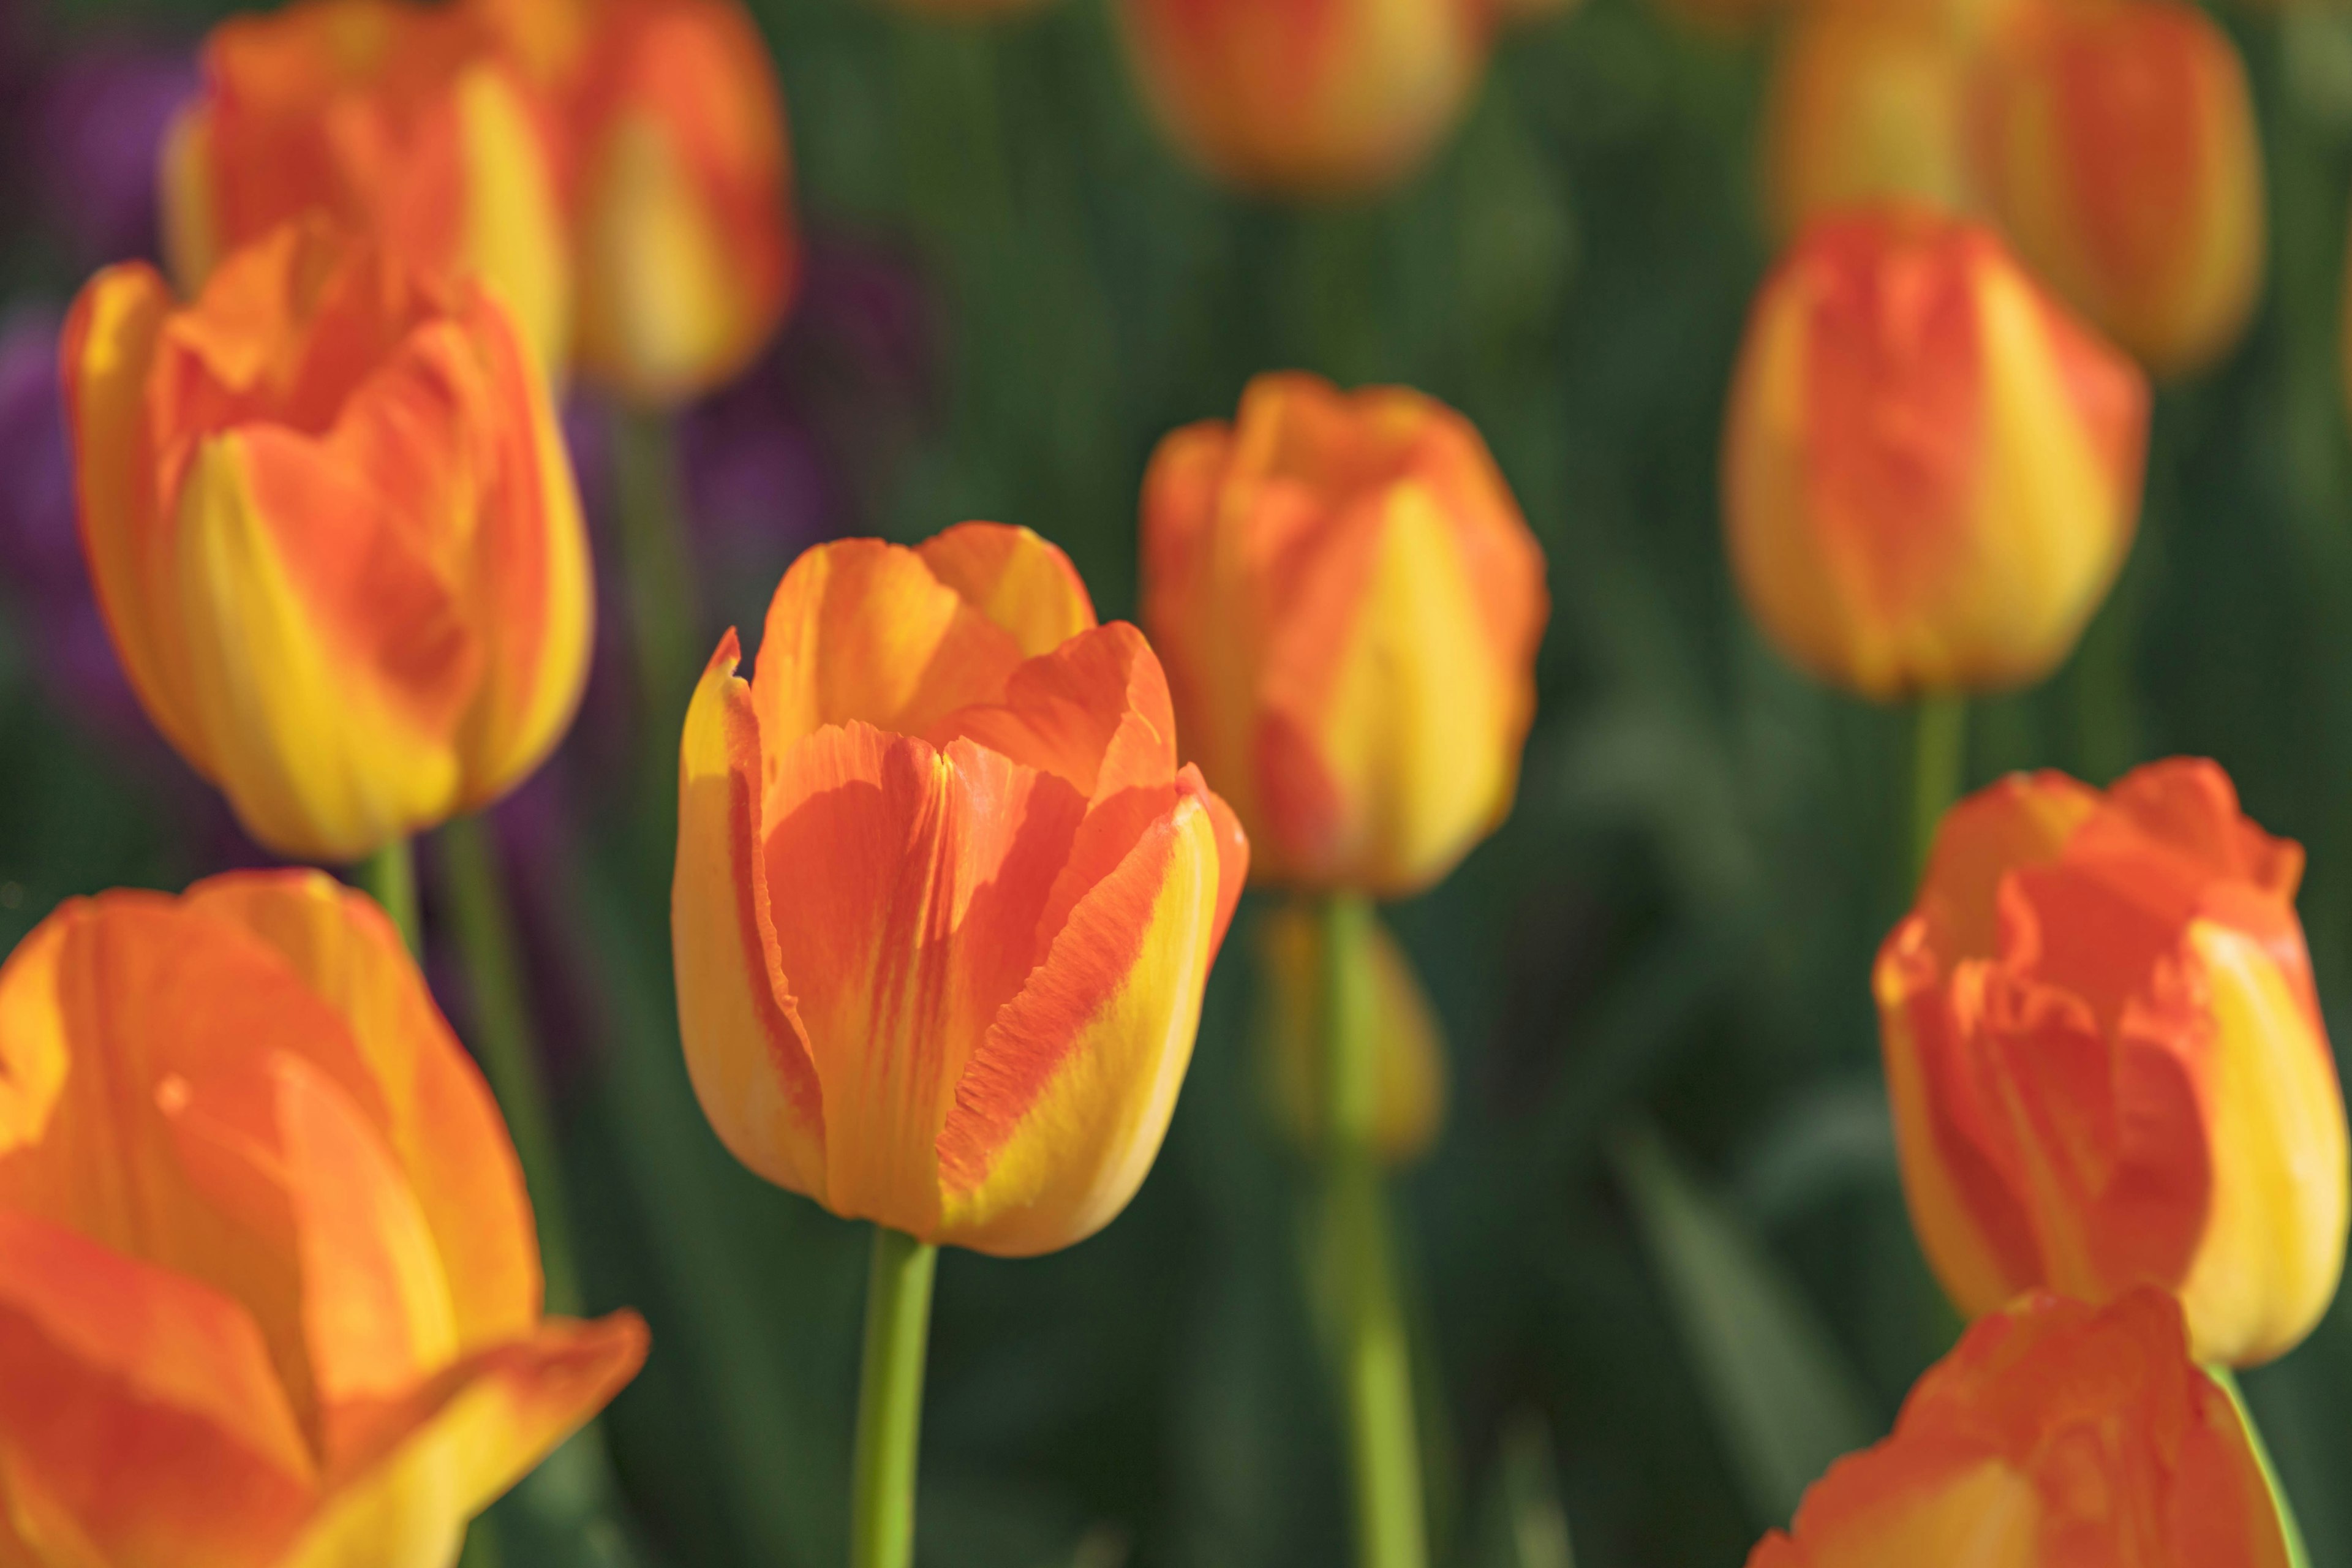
1321 894 1428 1568
436 813 582 1317
2210 1366 2313 1568
851 1226 938 1568
354 838 420 957
1909 693 1967 886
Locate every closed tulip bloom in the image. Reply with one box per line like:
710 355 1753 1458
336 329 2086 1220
1257 902 1447 1164
0 870 647 1567
1724 208 2147 698
1141 373 1548 897
64 219 594 864
1116 0 1491 195
673 523 1248 1256
537 0 799 404
1877 759 2350 1366
162 0 571 369
1973 0 2265 376
1749 1289 2289 1568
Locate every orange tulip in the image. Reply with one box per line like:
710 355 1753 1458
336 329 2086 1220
64 218 594 864
1140 373 1548 897
0 870 647 1567
1257 902 1447 1164
1115 0 1491 195
1972 0 2266 376
1749 1289 2289 1568
162 0 572 370
672 523 1248 1256
1722 207 2147 699
480 0 797 404
1878 758 2350 1366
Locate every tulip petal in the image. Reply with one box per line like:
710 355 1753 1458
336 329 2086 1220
170 429 469 859
674 632 827 1202
752 538 1031 755
0 1210 314 1567
179 871 541 1352
937 793 1221 1255
281 1312 647 1568
452 62 571 375
914 522 1098 656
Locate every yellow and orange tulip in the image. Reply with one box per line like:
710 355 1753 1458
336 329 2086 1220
673 523 1248 1256
1140 372 1549 897
1972 0 2266 377
1722 206 2147 699
1879 758 2350 1367
484 0 797 404
64 218 594 864
1749 1289 2289 1567
1115 0 1491 195
0 870 647 1567
1257 901 1448 1164
162 0 572 369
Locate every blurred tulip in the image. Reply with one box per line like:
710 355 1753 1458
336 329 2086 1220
1258 901 1447 1164
0 869 647 1567
1723 207 2147 699
1116 0 1492 195
162 0 573 369
1878 758 2350 1366
673 522 1248 1256
1973 0 2266 376
1749 1289 2289 1567
64 218 594 864
492 0 798 404
1140 372 1548 897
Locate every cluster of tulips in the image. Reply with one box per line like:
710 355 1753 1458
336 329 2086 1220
1 0 2345 1563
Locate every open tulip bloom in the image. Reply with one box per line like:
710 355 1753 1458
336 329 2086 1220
672 521 1245 1566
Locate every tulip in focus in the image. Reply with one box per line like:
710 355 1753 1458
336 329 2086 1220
1723 207 2147 699
1878 758 2350 1366
673 522 1247 1256
1258 901 1447 1164
64 218 594 864
1973 0 2266 376
0 870 647 1567
1116 0 1491 196
486 0 798 404
1141 372 1548 897
1749 1289 2289 1567
162 0 572 369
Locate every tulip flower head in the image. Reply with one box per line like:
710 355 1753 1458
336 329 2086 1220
1257 901 1447 1164
1723 207 2147 699
163 0 572 369
673 523 1248 1256
0 870 647 1567
1116 0 1492 196
1141 372 1549 897
1972 0 2266 377
1878 759 2350 1367
1749 1289 2290 1567
502 0 799 405
64 218 595 864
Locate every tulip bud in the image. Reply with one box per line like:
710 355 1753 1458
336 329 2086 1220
1115 0 1491 195
0 870 647 1565
555 0 798 404
162 0 572 371
1751 1290 2290 1567
1972 0 2266 376
673 523 1248 1257
1723 207 2147 699
64 218 595 864
1257 902 1448 1165
1878 758 2350 1367
1140 373 1548 897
